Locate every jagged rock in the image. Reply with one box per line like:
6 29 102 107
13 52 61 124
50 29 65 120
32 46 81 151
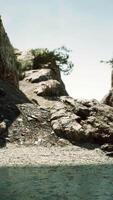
101 143 113 152
34 79 67 96
0 17 18 87
1 66 113 150
105 152 113 157
1 17 113 153
50 96 113 144
25 68 59 83
20 61 68 99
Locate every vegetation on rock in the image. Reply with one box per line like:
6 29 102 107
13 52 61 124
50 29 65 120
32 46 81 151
16 46 74 79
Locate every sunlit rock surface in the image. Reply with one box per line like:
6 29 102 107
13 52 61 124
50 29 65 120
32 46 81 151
50 96 113 145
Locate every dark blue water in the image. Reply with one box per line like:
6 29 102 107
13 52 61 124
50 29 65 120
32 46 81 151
0 165 113 200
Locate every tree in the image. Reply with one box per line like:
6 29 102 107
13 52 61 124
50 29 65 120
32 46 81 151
30 46 74 75
15 46 74 79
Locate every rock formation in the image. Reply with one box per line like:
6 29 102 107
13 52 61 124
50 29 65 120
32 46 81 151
23 62 68 97
50 97 113 145
0 17 18 87
0 17 113 154
19 67 113 152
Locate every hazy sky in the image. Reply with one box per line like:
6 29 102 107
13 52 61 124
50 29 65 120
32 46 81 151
0 0 113 100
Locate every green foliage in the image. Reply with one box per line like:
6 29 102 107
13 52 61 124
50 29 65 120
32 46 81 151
15 46 74 79
31 46 74 75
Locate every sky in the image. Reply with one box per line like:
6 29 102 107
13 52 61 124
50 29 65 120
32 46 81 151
0 0 113 100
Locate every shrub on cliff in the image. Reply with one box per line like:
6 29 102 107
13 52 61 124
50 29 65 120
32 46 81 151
31 46 74 75
16 46 74 79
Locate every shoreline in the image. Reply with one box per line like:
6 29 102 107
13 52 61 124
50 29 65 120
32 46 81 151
0 144 113 166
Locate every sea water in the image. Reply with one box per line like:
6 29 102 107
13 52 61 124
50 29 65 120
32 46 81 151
0 164 113 200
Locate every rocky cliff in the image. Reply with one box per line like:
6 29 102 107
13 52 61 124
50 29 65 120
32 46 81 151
0 19 113 155
0 64 113 154
1 66 111 155
0 17 18 86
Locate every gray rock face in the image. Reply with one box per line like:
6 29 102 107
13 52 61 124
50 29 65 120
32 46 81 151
25 69 55 83
101 143 113 152
20 66 113 149
23 62 68 97
34 79 67 96
1 16 113 153
0 17 18 87
1 72 113 152
50 96 113 144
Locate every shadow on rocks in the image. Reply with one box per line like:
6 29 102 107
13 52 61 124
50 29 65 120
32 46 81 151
68 140 100 150
0 80 30 147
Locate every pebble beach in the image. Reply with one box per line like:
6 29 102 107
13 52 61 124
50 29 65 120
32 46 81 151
0 144 113 166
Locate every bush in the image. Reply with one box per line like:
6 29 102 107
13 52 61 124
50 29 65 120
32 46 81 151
31 46 74 75
15 46 74 79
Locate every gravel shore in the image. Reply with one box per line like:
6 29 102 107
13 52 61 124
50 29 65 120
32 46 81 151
0 144 113 166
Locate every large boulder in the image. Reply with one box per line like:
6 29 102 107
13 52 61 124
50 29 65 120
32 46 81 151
25 68 59 83
34 79 67 96
50 96 113 144
22 62 68 98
